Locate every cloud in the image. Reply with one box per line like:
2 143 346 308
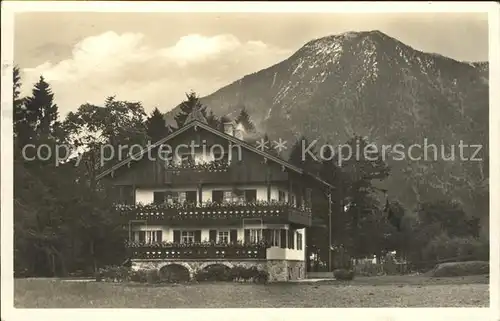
21 32 291 116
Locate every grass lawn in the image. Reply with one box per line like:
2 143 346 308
14 275 489 308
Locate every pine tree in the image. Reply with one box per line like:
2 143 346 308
23 76 59 140
235 106 255 132
174 91 208 128
206 109 221 130
146 108 170 143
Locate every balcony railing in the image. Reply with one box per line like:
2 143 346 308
164 159 232 184
116 200 312 227
127 241 268 260
164 159 230 172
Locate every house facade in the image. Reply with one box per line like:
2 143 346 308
97 116 330 282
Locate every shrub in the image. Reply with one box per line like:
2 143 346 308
146 269 161 284
195 265 231 282
95 265 130 282
129 270 148 283
430 261 489 277
254 269 269 284
158 264 191 283
195 265 269 283
333 268 355 280
422 233 489 267
354 261 383 276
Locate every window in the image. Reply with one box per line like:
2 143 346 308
181 231 195 244
134 230 162 244
290 194 297 206
166 191 187 204
279 190 286 202
270 229 280 247
249 229 262 243
218 231 229 243
215 190 245 204
296 232 303 250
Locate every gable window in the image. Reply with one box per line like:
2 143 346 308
218 231 229 243
181 231 195 244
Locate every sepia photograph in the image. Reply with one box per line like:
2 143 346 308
1 1 499 320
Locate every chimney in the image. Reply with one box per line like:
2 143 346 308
223 121 235 136
234 123 244 140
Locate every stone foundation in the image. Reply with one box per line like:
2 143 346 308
132 259 306 282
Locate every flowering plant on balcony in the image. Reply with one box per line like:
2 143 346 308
125 239 270 249
116 199 312 214
165 158 230 172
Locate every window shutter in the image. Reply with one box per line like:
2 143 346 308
209 229 217 242
288 229 295 249
230 229 238 243
173 230 181 243
156 231 163 242
262 229 271 244
280 229 287 248
244 229 250 243
153 192 165 204
139 231 146 242
194 230 202 242
212 190 223 203
186 191 197 204
245 190 257 202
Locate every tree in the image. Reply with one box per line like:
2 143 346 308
13 66 26 142
174 91 208 128
288 135 318 172
235 106 256 133
23 76 60 139
62 96 148 186
330 135 391 260
416 199 480 238
146 107 171 143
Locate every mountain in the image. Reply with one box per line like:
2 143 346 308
164 30 489 224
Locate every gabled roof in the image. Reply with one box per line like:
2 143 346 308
95 120 333 190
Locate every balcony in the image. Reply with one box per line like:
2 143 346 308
127 241 267 260
116 201 312 227
164 159 233 184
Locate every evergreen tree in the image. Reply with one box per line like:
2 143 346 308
206 109 221 130
22 76 60 140
288 135 317 171
13 66 26 142
146 107 170 143
174 91 208 128
235 106 256 133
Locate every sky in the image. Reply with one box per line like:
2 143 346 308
14 12 489 117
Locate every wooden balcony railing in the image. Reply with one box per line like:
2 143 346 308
127 242 268 260
164 160 232 184
116 201 312 227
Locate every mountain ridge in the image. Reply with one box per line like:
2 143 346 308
164 30 489 223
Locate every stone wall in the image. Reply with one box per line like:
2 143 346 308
132 259 305 282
